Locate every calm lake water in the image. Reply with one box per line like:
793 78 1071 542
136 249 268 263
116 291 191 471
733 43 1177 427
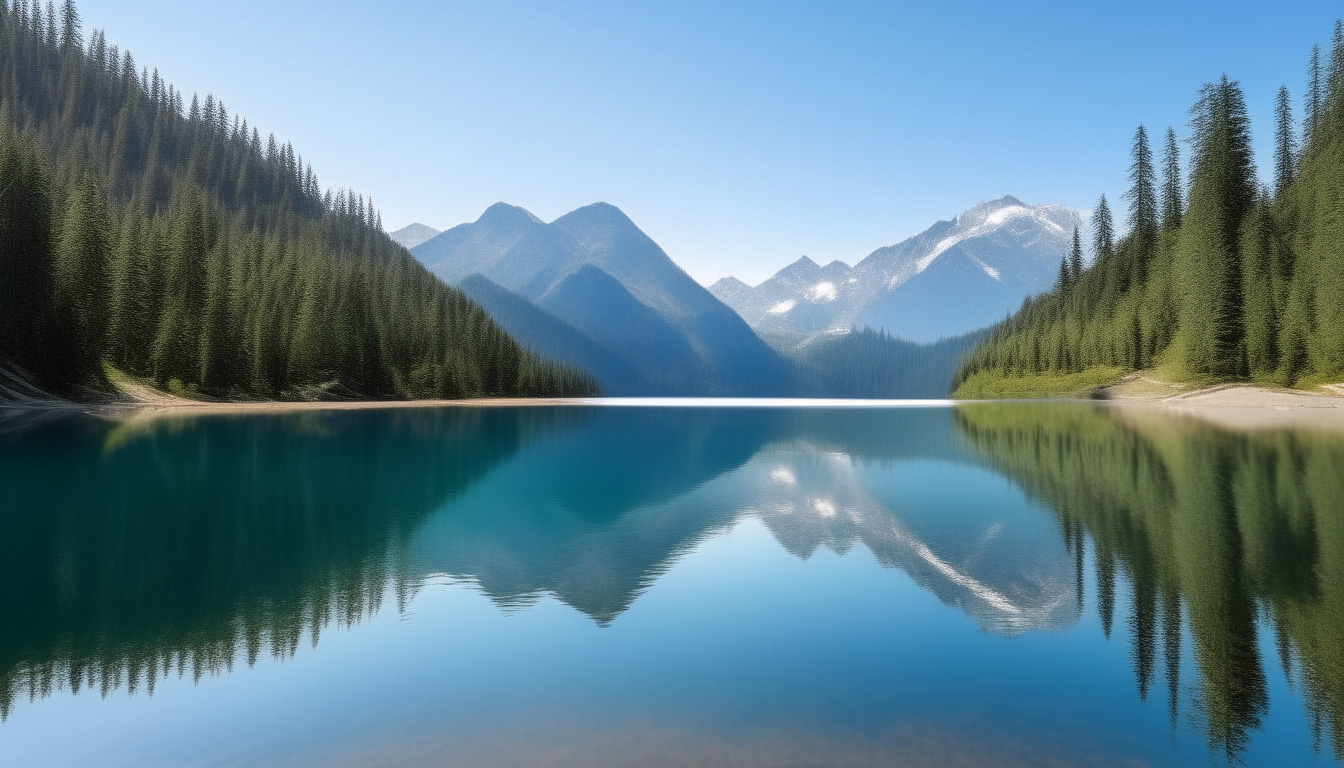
1 402 1341 767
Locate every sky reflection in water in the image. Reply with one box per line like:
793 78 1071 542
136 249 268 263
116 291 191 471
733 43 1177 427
0 403 1340 767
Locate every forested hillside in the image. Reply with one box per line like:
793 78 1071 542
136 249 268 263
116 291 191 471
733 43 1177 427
954 21 1344 395
793 327 983 399
0 0 594 400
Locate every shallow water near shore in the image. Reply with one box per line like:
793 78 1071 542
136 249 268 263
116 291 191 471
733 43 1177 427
1 402 1341 767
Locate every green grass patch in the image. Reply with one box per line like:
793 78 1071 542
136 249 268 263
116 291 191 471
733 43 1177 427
953 366 1127 400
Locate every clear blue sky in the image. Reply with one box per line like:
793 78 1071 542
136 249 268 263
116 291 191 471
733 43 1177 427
76 0 1341 285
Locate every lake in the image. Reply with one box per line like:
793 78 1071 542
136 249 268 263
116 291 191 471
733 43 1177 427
1 402 1341 767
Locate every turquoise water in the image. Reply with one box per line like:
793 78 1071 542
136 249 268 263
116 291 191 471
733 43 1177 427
0 403 1340 767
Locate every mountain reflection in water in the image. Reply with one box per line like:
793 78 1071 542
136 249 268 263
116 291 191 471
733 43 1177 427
0 402 1341 765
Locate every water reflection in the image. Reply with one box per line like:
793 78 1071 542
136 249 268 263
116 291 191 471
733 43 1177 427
0 403 1341 765
955 403 1344 763
0 408 532 718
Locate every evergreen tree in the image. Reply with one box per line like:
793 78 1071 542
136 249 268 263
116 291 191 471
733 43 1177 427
1240 194 1277 377
1123 125 1158 288
107 214 148 371
1273 86 1297 193
1161 127 1183 230
1125 126 1159 236
1092 194 1115 262
1069 226 1084 280
152 191 209 388
1174 77 1255 377
1306 44 1323 145
52 175 111 384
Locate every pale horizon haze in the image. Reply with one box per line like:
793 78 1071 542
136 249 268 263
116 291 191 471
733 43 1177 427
75 0 1341 285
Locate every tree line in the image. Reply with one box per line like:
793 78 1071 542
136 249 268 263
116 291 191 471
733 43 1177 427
0 0 596 400
955 21 1344 391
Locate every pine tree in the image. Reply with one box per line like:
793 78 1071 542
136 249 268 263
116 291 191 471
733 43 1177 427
107 214 148 370
1306 45 1323 146
1093 194 1115 262
1273 86 1297 193
1123 125 1158 288
1161 127 1183 230
1240 194 1277 378
1125 126 1159 235
1174 77 1256 378
152 191 209 388
52 176 112 384
1069 226 1084 280
58 0 80 50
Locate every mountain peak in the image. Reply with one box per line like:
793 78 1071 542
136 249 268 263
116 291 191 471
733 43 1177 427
388 223 441 250
710 276 750 291
478 202 543 227
553 201 638 232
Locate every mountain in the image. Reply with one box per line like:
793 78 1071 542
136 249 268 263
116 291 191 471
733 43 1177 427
388 223 442 249
711 196 1087 345
458 274 653 395
413 202 790 395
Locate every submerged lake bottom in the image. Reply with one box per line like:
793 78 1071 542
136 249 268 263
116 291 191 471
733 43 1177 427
1 401 1341 767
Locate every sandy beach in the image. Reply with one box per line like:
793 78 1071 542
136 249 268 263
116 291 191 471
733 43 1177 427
1092 374 1344 431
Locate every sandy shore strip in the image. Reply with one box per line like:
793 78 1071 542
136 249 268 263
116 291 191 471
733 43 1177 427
1093 374 1344 431
4 376 1343 433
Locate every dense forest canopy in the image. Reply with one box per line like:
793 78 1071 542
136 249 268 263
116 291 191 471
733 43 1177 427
0 0 595 400
955 20 1344 393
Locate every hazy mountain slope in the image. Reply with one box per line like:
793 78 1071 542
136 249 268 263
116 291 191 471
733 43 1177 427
458 275 652 396
414 202 791 395
388 223 442 249
536 266 706 393
712 196 1087 344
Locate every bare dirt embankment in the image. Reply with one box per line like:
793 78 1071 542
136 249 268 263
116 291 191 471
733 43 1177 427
1096 373 1344 431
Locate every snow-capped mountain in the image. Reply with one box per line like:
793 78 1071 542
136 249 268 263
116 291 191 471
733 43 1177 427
710 196 1087 345
388 222 442 249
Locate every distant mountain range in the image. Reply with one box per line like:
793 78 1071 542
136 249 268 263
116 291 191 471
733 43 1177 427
413 203 788 395
407 197 1074 396
388 222 442 249
710 196 1087 345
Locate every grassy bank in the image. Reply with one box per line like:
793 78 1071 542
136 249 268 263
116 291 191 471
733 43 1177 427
952 366 1127 399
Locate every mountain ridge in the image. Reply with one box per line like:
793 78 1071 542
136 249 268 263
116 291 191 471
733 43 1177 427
412 202 791 395
711 196 1087 345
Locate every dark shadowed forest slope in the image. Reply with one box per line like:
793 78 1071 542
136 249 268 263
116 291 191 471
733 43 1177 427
0 0 594 401
955 21 1344 397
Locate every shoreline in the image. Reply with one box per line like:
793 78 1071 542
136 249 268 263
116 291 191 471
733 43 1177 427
2 379 1341 431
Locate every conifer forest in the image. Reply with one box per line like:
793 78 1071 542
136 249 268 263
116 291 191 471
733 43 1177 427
955 21 1344 394
0 0 596 401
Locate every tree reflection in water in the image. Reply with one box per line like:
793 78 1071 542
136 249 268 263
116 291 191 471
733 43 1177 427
955 403 1344 763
